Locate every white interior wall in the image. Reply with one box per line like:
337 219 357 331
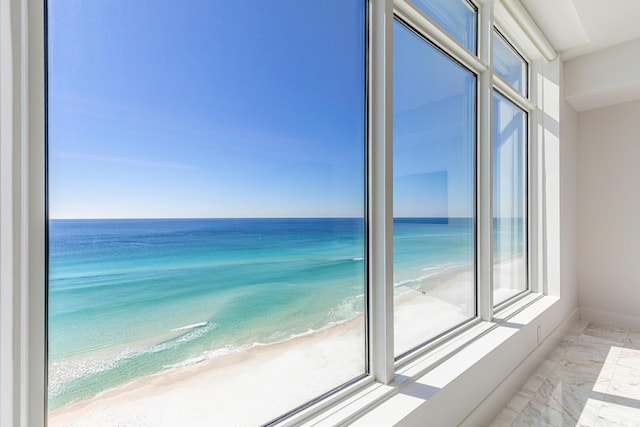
559 62 579 316
578 99 640 328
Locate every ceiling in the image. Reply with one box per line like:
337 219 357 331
520 0 640 60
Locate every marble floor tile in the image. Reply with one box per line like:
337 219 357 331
508 372 599 426
511 391 603 427
606 364 640 401
593 346 622 393
512 396 568 426
547 339 572 362
602 393 640 410
583 323 628 344
491 321 640 426
570 320 590 335
575 332 624 351
595 400 640 426
542 376 603 425
623 331 640 350
563 338 617 371
550 362 600 389
617 347 640 370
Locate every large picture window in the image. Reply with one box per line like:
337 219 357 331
393 20 477 357
38 0 539 425
47 1 366 425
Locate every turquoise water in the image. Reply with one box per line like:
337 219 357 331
48 217 517 409
48 218 366 409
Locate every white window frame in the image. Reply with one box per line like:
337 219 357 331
0 0 558 426
0 0 46 425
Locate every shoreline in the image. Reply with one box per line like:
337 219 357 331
49 257 523 426
48 312 365 408
48 314 366 427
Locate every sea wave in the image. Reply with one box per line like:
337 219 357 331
161 315 364 372
171 322 208 332
50 313 365 402
161 344 238 370
49 321 217 396
326 295 364 322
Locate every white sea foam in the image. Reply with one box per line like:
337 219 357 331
49 322 219 395
163 355 207 369
164 313 367 372
267 330 288 341
326 295 363 322
162 345 244 370
171 322 208 332
176 325 213 344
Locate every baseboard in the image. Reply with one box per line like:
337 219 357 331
580 307 640 331
458 307 580 427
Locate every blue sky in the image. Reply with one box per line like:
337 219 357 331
48 1 493 220
48 0 365 219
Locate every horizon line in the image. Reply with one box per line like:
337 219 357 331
48 215 478 221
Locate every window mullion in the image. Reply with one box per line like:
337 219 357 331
528 60 544 294
369 0 395 385
492 75 535 112
478 0 494 321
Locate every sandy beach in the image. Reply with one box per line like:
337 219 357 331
49 258 523 427
49 315 365 427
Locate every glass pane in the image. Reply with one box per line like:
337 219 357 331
493 31 527 95
412 0 477 53
393 21 476 358
492 92 527 305
47 1 366 425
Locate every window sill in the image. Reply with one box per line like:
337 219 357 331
285 293 558 426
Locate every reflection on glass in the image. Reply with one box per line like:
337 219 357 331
493 31 527 95
393 21 476 358
493 92 527 305
412 0 477 53
47 0 366 425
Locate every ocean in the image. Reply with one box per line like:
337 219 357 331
48 217 489 410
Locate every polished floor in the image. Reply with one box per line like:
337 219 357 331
490 320 640 426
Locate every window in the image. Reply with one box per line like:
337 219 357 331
32 0 542 425
493 29 528 95
411 0 477 53
492 92 528 305
47 1 366 425
393 20 476 357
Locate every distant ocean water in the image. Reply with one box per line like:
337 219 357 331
48 217 516 409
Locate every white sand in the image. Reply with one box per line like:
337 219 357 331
49 319 366 427
49 258 523 426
